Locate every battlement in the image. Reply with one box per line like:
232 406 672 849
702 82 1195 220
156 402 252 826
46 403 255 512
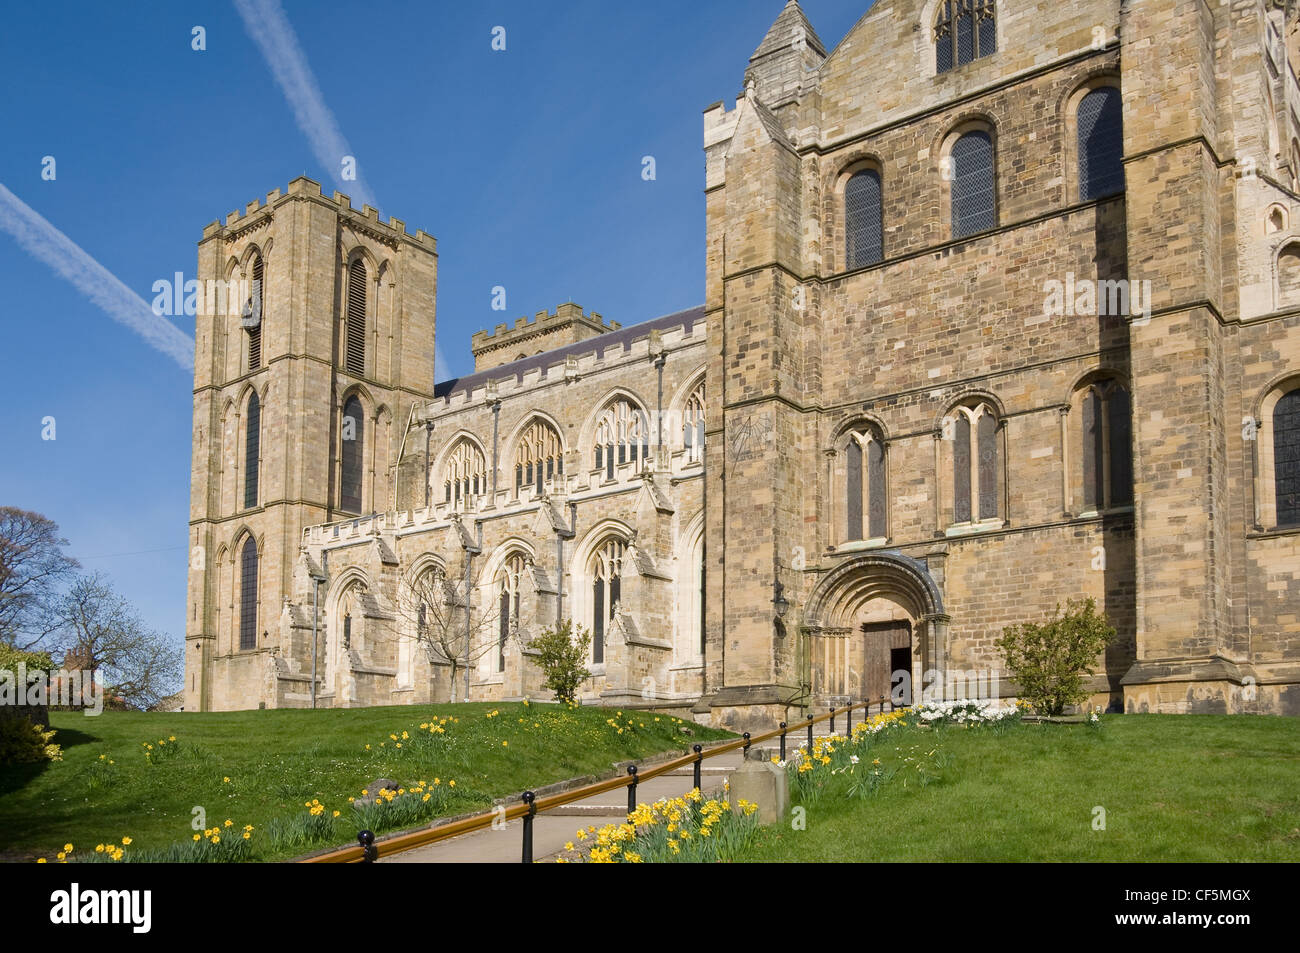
703 99 741 149
470 302 621 373
199 175 437 251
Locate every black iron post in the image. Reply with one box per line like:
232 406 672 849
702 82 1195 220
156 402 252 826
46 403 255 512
779 722 787 761
742 732 751 758
692 743 702 790
807 714 814 749
521 791 536 864
626 765 638 816
847 703 852 735
358 829 377 863
830 706 836 734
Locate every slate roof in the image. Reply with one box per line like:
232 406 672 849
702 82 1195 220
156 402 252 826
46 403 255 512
434 305 705 402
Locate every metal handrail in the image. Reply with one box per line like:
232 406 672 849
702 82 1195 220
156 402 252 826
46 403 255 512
300 695 895 864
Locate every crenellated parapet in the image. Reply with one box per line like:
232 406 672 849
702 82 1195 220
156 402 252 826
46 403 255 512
199 175 437 252
471 302 620 372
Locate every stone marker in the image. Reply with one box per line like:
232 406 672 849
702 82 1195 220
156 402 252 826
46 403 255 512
353 778 401 809
726 755 789 825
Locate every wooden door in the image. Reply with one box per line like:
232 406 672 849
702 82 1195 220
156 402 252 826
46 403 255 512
858 620 912 704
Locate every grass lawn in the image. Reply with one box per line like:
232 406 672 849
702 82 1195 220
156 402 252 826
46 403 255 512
0 702 728 862
740 714 1300 862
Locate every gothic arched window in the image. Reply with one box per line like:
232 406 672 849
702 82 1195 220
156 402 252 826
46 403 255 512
845 169 883 268
346 259 367 375
1078 86 1124 201
247 253 264 370
1280 243 1300 308
950 403 998 523
590 538 625 665
844 427 887 541
679 529 705 662
340 395 364 513
244 390 260 510
935 0 996 74
239 536 258 651
683 382 706 464
951 130 996 239
515 420 563 496
496 552 528 673
1080 380 1133 512
1275 389 1300 527
594 399 649 480
444 438 487 506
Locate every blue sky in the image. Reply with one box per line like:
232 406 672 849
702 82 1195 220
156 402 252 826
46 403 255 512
0 0 869 649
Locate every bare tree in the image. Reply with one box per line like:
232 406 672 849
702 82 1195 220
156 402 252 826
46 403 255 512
393 559 534 701
0 507 80 650
55 573 182 710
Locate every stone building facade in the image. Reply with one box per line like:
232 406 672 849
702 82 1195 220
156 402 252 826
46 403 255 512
185 0 1300 723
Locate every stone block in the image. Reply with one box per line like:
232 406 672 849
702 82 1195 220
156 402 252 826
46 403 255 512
727 755 789 826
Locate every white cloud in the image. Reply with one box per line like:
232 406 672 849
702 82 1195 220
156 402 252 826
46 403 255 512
0 183 194 371
233 0 376 209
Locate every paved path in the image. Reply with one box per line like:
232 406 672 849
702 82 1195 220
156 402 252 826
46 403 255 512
380 721 845 863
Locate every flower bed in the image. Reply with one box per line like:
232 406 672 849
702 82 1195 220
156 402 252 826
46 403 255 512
555 788 761 863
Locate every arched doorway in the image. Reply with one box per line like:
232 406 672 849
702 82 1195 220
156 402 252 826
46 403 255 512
802 552 947 708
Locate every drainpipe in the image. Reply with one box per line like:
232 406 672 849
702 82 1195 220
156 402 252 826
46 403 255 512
491 399 501 496
423 413 435 508
655 352 666 463
556 501 576 626
311 550 329 709
463 521 483 701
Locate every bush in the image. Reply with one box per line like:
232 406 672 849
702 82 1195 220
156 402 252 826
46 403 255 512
995 598 1116 716
0 719 62 764
530 621 592 705
0 643 53 672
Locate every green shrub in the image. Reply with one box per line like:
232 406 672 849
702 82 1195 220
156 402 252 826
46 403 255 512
0 719 61 764
0 643 53 672
529 620 592 705
995 597 1116 717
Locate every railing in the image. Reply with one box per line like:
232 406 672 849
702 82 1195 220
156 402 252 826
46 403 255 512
300 695 898 864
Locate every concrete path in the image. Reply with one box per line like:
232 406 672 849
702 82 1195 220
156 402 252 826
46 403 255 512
380 720 846 863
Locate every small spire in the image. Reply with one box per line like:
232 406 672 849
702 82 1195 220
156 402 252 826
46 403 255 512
750 0 826 62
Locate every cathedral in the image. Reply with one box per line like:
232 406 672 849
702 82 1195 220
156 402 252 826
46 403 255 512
184 0 1300 725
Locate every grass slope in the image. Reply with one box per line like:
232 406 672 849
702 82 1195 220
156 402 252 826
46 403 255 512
0 702 728 862
742 715 1300 862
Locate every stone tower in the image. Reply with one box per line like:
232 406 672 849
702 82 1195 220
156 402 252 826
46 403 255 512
701 4 827 725
184 177 437 711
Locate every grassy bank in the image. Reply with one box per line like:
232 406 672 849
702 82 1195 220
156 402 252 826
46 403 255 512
0 702 728 862
738 714 1300 862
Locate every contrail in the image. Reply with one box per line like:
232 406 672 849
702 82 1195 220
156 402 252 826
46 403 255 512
233 0 376 209
0 183 194 372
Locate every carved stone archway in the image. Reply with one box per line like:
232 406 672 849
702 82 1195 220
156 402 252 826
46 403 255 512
802 552 949 707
